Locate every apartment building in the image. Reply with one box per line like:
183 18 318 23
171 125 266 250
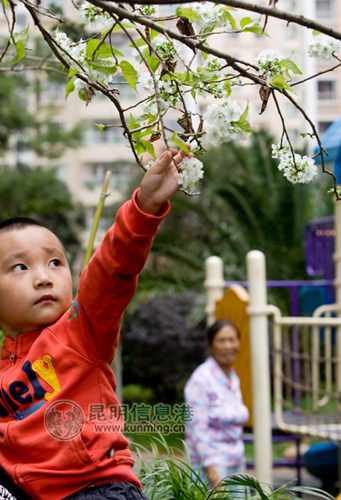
0 0 340 245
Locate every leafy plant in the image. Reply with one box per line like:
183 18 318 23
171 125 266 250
134 434 334 500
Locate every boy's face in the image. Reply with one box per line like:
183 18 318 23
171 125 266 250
0 226 73 339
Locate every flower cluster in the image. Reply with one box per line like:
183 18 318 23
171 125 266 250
191 2 230 32
138 5 158 16
307 33 341 60
272 144 317 184
203 99 250 145
138 72 178 115
152 34 182 60
255 49 286 79
54 31 115 86
79 1 110 24
194 56 230 100
178 156 204 192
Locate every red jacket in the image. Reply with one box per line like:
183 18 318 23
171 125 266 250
0 191 169 500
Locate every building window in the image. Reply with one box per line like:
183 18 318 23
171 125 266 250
281 0 297 12
82 161 133 191
317 80 337 100
316 0 336 18
282 24 297 40
84 121 128 145
318 121 333 134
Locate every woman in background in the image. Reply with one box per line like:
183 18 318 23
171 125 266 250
184 319 249 489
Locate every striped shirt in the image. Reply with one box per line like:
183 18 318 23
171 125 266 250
184 356 249 468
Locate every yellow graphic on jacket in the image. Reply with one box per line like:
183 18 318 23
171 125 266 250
32 355 61 401
0 356 61 421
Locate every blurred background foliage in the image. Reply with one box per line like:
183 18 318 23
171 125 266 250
119 129 334 405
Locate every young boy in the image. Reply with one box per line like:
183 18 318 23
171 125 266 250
0 146 190 500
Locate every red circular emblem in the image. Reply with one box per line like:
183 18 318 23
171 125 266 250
44 400 85 441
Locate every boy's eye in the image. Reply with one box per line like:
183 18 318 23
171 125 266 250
12 264 27 271
49 259 60 267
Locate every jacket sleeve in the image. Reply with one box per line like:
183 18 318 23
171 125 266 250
60 189 170 363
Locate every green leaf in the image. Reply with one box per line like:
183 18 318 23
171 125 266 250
86 39 101 60
99 43 123 58
170 130 190 154
271 75 293 92
88 59 117 77
130 37 147 49
132 128 157 140
242 25 269 36
150 29 161 40
279 58 302 75
65 79 75 100
78 90 86 101
176 7 199 21
201 50 208 61
101 23 115 38
10 42 25 64
240 17 253 28
134 141 145 156
239 103 249 123
119 60 138 91
128 113 138 130
112 22 139 32
237 119 252 133
3 0 8 8
144 51 160 72
14 24 29 45
68 68 79 77
94 123 106 135
223 80 231 97
140 139 156 158
224 11 236 30
313 30 321 36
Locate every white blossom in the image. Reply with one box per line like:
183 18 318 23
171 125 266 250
191 2 229 32
79 1 110 24
255 49 286 79
139 5 158 16
177 157 204 191
145 160 154 170
307 34 341 60
203 99 250 145
138 72 179 114
272 143 317 184
138 72 157 94
152 34 182 59
54 31 114 85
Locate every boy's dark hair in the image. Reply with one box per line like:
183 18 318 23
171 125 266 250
0 217 68 258
207 319 240 345
0 217 46 234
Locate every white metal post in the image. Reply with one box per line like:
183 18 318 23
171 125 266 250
204 256 225 327
246 250 273 484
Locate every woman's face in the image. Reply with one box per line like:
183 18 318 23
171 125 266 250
210 325 240 369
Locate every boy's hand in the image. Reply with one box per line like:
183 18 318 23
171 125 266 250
136 145 191 215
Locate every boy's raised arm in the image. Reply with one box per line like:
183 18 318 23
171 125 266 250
62 146 191 363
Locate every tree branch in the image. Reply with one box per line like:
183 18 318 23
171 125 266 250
98 0 341 41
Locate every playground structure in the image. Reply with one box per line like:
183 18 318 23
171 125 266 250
204 200 341 486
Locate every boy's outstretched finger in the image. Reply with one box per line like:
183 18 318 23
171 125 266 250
172 145 191 163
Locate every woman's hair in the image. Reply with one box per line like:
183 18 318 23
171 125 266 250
207 319 240 345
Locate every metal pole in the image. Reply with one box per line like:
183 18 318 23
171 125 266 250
111 342 122 403
333 199 341 490
204 256 225 327
247 250 273 484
